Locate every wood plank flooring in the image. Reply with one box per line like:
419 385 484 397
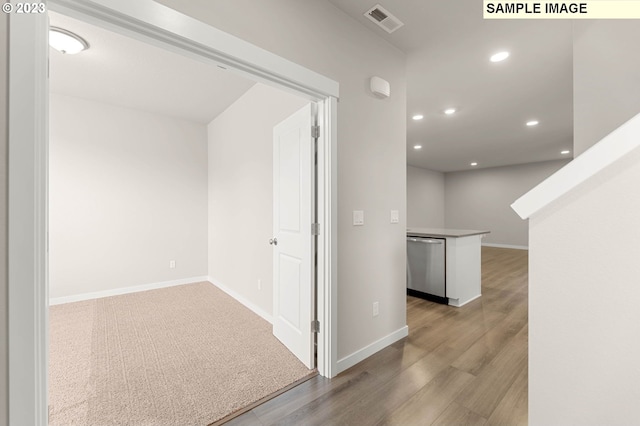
228 247 528 425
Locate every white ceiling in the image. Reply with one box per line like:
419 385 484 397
49 12 255 125
51 3 573 172
328 0 574 172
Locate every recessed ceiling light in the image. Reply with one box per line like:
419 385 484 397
526 120 539 126
412 114 424 120
413 145 422 150
49 27 89 54
490 51 510 62
561 150 570 155
470 162 478 166
444 108 456 115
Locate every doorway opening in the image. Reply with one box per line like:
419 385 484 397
7 1 338 423
45 8 319 424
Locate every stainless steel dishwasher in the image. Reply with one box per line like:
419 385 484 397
406 236 447 304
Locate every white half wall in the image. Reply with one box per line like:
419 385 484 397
444 160 567 247
573 21 640 156
207 83 308 317
49 94 208 299
528 146 640 425
407 166 445 228
157 0 408 364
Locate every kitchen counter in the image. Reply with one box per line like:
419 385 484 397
407 228 490 238
407 228 490 307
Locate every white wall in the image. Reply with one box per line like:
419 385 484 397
407 166 445 228
49 94 208 299
444 160 568 247
525 22 640 424
528 147 640 425
157 0 408 364
573 21 640 156
207 83 308 318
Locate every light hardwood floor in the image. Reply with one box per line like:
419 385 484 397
228 247 528 425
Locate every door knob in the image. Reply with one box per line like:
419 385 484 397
269 238 278 245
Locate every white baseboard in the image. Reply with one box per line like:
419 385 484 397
482 243 528 250
208 277 273 324
335 325 409 375
49 276 209 306
449 293 482 308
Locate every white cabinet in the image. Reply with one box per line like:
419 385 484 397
444 234 483 307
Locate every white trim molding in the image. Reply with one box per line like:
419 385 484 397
482 243 529 250
49 276 209 305
335 326 409 375
512 112 640 219
208 278 273 324
316 96 339 378
8 4 49 425
448 293 482 308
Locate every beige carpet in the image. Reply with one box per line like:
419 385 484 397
49 282 313 425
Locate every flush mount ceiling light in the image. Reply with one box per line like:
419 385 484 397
470 162 478 166
413 145 422 150
561 150 571 155
444 108 456 115
49 27 89 54
490 51 510 62
412 114 424 120
526 120 539 126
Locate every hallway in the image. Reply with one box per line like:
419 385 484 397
228 247 528 425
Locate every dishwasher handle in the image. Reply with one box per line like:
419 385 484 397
407 237 444 244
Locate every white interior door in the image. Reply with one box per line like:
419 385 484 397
272 103 315 369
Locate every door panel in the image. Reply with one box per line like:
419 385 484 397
278 130 301 232
278 255 302 329
272 103 314 369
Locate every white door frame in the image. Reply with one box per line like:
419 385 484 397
7 1 339 423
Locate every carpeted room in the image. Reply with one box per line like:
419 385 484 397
48 12 313 425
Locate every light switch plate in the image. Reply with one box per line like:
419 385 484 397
390 210 399 224
353 210 364 226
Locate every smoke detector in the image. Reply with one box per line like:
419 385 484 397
364 4 404 34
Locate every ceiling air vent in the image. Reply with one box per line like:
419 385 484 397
365 4 404 34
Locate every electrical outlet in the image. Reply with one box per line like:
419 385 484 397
169 260 176 269
258 279 262 290
373 301 379 317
